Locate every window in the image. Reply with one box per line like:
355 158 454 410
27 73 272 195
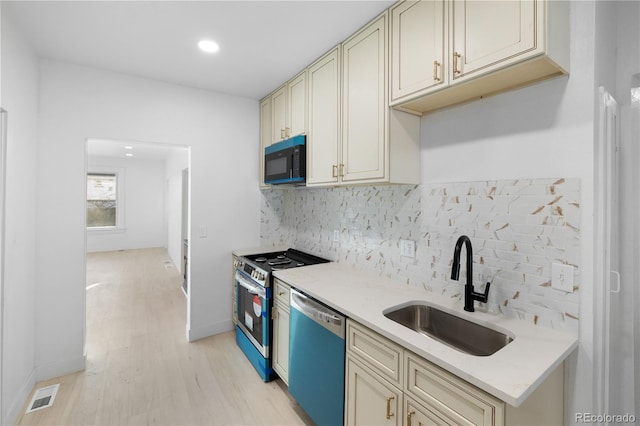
87 173 117 228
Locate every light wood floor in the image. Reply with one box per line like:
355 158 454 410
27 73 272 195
17 248 311 426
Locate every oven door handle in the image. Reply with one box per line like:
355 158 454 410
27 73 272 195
236 271 266 299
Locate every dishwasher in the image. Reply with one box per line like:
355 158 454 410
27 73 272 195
289 288 346 426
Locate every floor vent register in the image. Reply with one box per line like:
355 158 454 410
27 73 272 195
25 384 59 414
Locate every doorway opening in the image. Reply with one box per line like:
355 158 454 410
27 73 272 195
84 138 191 356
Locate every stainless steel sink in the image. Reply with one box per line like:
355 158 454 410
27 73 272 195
383 303 513 356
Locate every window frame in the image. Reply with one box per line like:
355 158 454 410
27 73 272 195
86 166 125 233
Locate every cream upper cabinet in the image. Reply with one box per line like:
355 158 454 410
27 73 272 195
287 71 307 139
391 0 569 115
390 0 447 103
269 71 308 144
339 12 421 186
451 0 536 81
341 14 388 183
307 13 420 187
259 97 272 188
270 85 287 143
307 47 341 186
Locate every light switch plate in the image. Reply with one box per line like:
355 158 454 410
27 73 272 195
333 230 340 243
552 263 574 292
400 239 416 258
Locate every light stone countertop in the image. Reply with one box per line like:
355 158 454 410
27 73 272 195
273 261 578 407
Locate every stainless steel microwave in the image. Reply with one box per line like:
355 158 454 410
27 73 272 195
264 135 306 185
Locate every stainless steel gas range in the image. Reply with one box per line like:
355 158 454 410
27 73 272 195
233 248 329 381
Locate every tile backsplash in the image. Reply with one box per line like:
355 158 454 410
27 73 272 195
261 178 580 334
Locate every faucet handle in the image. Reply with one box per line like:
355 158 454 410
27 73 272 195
473 282 491 303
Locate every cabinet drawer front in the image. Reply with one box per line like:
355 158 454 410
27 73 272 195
405 353 504 426
273 279 291 308
347 320 404 387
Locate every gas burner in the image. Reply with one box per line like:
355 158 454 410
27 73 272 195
268 258 292 266
255 257 267 263
277 255 286 259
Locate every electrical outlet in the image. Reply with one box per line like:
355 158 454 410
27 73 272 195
400 239 416 258
333 229 340 242
552 263 574 292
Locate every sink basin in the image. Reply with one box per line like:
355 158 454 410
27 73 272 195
383 303 513 356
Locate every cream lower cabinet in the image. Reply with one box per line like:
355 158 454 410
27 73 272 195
346 356 403 426
272 279 291 384
345 320 563 426
346 320 405 425
231 256 239 325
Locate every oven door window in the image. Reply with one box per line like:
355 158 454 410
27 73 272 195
236 272 268 353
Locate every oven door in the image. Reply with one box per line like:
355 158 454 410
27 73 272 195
235 270 270 357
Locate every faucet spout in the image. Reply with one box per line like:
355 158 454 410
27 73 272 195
451 235 491 312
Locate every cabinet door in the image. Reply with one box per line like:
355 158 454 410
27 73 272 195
451 0 537 81
272 303 290 385
345 356 402 426
307 47 340 186
341 14 387 183
405 396 454 426
391 0 447 102
271 85 287 143
287 71 307 138
259 97 272 187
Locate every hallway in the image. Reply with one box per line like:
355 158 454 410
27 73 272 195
17 248 308 425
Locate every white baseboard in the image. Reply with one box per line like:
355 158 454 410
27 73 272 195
3 368 36 426
35 354 85 382
187 319 233 342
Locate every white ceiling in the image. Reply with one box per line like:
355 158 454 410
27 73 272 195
5 0 395 100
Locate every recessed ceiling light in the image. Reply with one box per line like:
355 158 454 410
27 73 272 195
125 153 134 157
198 39 220 54
124 146 133 150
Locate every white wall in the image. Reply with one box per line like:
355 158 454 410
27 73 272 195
611 0 639 416
86 155 167 253
0 11 39 426
166 149 189 272
35 60 261 383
